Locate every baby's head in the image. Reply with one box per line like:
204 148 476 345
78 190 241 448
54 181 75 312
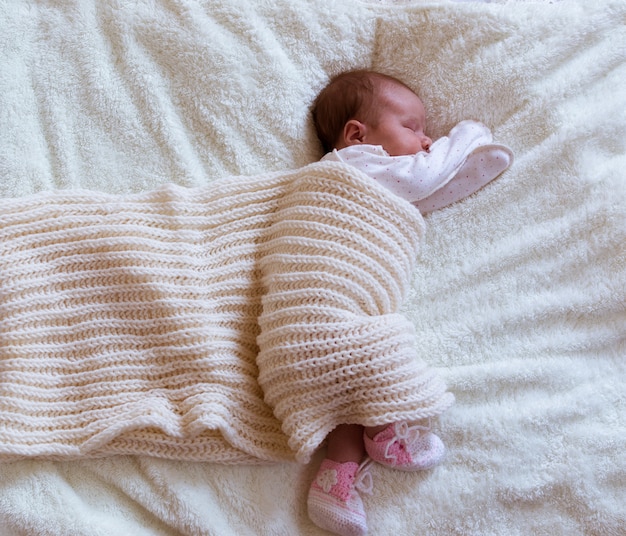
312 69 432 156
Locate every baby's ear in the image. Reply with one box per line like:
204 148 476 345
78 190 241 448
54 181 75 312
342 120 367 146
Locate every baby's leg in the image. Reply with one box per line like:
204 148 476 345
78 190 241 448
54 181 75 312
322 421 446 470
307 425 370 535
326 424 366 463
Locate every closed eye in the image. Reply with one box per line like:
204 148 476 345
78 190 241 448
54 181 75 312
405 120 425 133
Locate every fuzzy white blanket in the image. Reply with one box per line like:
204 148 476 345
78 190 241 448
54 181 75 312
1 0 624 535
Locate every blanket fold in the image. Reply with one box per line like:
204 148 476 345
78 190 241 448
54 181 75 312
0 161 452 463
256 166 454 461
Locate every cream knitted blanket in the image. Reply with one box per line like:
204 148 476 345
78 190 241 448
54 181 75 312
0 161 453 464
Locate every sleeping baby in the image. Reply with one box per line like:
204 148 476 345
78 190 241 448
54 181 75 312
308 69 512 536
0 65 511 536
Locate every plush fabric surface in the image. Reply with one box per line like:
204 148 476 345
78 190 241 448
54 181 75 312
1 0 624 534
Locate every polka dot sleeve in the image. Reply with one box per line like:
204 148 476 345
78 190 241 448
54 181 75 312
323 121 491 201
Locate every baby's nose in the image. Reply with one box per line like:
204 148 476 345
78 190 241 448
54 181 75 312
422 136 432 151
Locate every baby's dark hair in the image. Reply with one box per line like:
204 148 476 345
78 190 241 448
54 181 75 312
312 69 411 153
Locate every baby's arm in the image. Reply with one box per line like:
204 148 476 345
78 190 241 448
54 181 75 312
324 120 512 211
363 120 494 202
413 143 513 213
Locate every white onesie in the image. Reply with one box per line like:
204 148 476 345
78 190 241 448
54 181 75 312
321 120 513 213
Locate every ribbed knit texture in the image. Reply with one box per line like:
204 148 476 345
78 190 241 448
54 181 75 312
257 168 454 462
0 161 453 463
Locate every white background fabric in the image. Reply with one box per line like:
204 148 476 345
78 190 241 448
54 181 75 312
0 0 624 534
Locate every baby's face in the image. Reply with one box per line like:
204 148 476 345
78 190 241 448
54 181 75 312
365 83 432 156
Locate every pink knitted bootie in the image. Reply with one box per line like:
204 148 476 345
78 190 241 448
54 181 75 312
364 421 445 471
307 459 373 536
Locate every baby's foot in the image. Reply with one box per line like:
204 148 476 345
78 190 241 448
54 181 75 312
364 421 445 471
307 458 373 536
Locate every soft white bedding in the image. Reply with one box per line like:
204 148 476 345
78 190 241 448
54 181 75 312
1 0 624 534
